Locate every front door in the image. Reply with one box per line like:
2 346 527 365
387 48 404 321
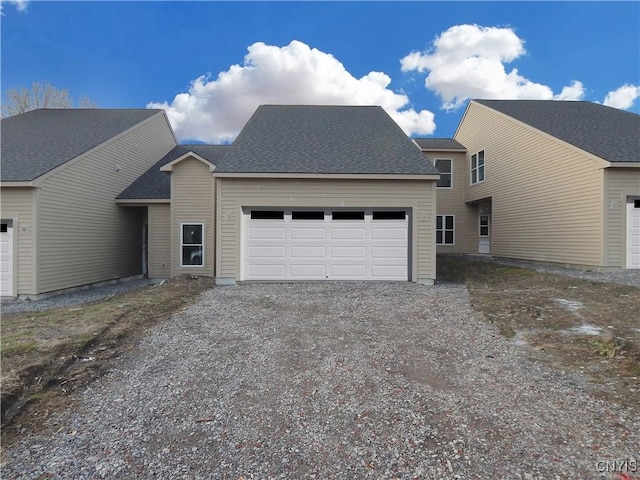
0 221 14 296
478 214 490 254
627 198 640 269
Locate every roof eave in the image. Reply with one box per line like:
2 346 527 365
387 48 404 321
160 151 217 172
0 181 36 187
115 198 170 204
606 161 640 168
214 172 440 180
419 148 467 153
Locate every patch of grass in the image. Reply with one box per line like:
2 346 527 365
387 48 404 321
593 337 624 359
496 322 516 338
1 339 37 356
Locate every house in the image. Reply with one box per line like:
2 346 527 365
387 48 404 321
417 100 640 270
0 109 177 298
117 105 441 286
2 105 440 298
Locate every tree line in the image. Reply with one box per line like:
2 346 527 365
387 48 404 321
1 81 96 118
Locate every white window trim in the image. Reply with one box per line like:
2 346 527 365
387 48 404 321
180 223 204 268
470 150 485 185
436 214 455 246
479 214 490 237
434 158 453 189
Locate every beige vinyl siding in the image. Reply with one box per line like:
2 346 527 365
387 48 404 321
427 152 478 254
0 187 37 295
216 178 436 282
455 102 605 267
604 167 640 268
37 113 176 293
148 204 171 278
170 158 215 277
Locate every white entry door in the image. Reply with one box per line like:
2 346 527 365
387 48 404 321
244 209 409 281
627 198 640 269
0 221 14 296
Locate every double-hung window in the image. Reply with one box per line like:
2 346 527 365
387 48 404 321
434 159 452 188
471 150 485 184
181 224 204 267
436 215 455 245
479 215 490 237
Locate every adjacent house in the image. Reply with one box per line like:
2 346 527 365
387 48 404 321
0 109 177 298
117 105 441 286
417 100 640 271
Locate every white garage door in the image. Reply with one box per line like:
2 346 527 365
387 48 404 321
627 198 640 269
0 221 14 296
243 209 409 281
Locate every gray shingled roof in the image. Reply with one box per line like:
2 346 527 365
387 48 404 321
474 100 640 163
1 109 163 182
414 138 466 151
218 105 439 175
117 145 229 199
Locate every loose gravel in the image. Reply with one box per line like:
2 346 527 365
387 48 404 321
2 282 638 479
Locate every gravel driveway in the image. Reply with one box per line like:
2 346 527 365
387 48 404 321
3 283 638 479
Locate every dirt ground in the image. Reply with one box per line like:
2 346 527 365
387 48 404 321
1 275 214 446
1 258 639 451
437 256 640 406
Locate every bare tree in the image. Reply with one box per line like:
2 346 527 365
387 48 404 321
1 81 96 118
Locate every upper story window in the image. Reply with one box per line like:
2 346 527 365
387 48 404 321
434 159 452 188
471 150 485 184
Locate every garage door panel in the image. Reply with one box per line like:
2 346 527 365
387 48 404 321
290 264 326 278
248 264 286 277
290 228 326 240
249 246 286 258
371 247 407 259
330 264 367 278
249 227 286 240
371 265 407 278
371 228 407 240
331 246 366 258
331 228 366 240
290 246 326 258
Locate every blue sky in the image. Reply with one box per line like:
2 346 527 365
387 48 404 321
2 1 639 142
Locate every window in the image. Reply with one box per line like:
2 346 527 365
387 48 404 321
436 215 455 245
251 210 284 220
332 211 365 220
181 224 204 267
292 211 324 220
471 150 485 184
434 159 452 188
479 215 490 237
372 211 406 220
0 223 7 233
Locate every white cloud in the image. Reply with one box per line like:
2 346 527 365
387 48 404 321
0 0 28 14
553 81 585 101
603 84 640 109
148 40 436 143
401 24 583 110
